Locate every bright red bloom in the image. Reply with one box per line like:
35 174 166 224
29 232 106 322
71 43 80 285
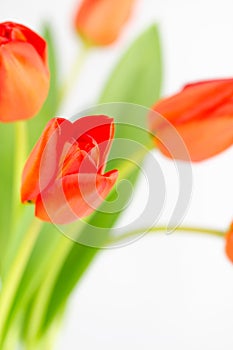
225 222 233 263
21 116 118 224
74 0 135 46
150 79 233 161
0 22 49 122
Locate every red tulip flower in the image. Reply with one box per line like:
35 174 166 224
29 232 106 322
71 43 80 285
74 0 135 46
0 22 49 122
21 116 118 224
150 79 233 161
225 222 233 263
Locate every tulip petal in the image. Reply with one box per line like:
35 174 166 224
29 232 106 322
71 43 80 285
157 116 233 161
60 139 83 177
35 170 118 224
153 79 233 125
226 223 233 263
21 118 68 202
77 134 100 167
0 22 47 63
13 23 47 62
61 147 98 177
183 78 233 91
73 115 114 170
209 98 233 117
75 0 135 46
0 41 49 121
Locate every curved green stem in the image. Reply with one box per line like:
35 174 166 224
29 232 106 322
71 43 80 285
58 43 90 106
110 225 225 245
0 218 43 345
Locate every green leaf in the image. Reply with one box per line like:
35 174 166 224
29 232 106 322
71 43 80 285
27 22 59 149
4 223 61 340
100 24 162 106
0 124 14 274
36 24 163 334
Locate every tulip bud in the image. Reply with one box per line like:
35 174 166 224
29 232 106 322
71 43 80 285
0 22 50 122
150 79 233 161
225 222 233 263
74 0 135 46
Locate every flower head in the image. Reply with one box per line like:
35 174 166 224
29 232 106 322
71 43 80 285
74 0 135 46
225 222 233 263
21 116 118 224
0 22 50 122
150 79 233 161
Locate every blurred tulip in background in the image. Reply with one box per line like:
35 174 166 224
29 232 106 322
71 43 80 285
74 0 136 46
150 79 233 161
0 22 50 122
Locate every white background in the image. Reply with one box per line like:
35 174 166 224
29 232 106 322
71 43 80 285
1 0 233 349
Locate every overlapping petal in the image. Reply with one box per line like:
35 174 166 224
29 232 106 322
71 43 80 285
35 170 118 224
21 118 68 203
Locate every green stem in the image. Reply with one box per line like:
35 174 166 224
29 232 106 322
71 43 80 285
1 316 21 350
25 222 84 343
2 207 34 279
25 307 64 350
2 122 28 278
58 43 90 106
0 218 43 345
11 121 28 226
110 226 225 245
